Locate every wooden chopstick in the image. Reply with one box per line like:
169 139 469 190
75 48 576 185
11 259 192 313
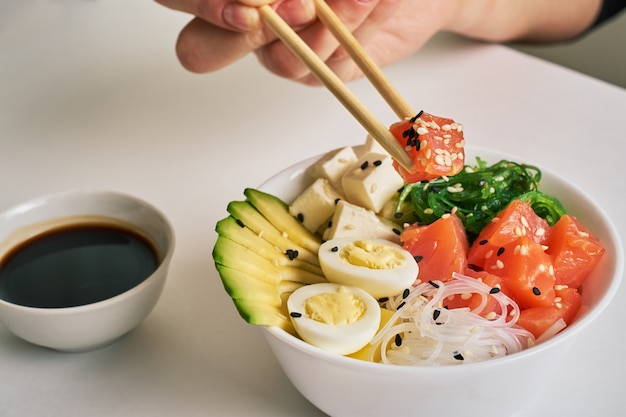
311 0 414 120
258 5 414 172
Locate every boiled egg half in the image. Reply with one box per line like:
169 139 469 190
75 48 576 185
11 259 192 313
287 283 381 355
318 238 418 299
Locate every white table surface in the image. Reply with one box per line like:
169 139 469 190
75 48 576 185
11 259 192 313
1 1 625 416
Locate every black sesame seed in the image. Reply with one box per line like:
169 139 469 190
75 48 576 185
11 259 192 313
402 288 410 299
489 287 501 294
433 309 441 321
395 334 402 347
497 247 505 256
397 301 406 309
532 287 542 296
394 212 403 219
285 249 299 260
378 297 389 303
360 161 369 170
373 160 382 167
414 255 424 264
331 246 339 252
297 213 304 223
428 280 440 288
290 312 302 318
393 228 402 236
479 239 488 246
453 351 464 361
409 110 424 123
236 219 245 228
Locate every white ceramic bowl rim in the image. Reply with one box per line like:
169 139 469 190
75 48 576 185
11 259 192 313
260 144 624 373
0 188 176 315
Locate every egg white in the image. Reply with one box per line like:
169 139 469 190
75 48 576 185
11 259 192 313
287 283 381 355
318 238 419 299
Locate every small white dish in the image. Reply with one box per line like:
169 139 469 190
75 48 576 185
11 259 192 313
0 190 175 352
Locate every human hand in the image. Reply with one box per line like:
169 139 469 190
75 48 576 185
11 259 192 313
154 0 456 85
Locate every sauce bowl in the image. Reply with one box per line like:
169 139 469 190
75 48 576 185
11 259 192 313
0 190 175 352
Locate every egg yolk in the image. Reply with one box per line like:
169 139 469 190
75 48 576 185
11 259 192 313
305 287 366 325
339 240 405 269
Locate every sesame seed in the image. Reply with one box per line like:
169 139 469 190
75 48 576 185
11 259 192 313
402 288 410 299
360 161 369 170
521 216 530 228
424 208 434 215
485 249 494 259
331 246 339 252
497 247 505 256
297 213 304 223
397 301 406 309
495 259 504 269
414 255 424 263
556 303 563 309
378 297 389 303
485 311 497 320
489 287 501 294
417 127 428 135
479 239 489 246
532 287 541 296
461 292 472 300
395 334 402 346
290 312 302 318
428 280 440 288
433 309 441 321
236 219 245 228
453 351 464 361
373 160 382 166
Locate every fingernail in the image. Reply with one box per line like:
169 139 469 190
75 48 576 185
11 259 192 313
223 4 261 31
276 0 316 27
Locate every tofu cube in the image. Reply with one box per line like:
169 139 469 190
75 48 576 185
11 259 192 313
323 200 401 244
289 178 343 233
306 146 357 194
341 152 404 213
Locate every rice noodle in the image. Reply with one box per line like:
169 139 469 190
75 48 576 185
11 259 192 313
369 272 535 366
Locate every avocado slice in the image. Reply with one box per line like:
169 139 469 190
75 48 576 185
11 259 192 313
227 200 320 266
213 236 326 285
244 188 321 254
216 216 323 276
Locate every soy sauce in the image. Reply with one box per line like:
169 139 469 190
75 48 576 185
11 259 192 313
0 222 159 308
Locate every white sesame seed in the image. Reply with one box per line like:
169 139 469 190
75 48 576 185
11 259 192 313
535 228 546 237
417 127 428 135
496 259 504 269
485 311 497 320
521 216 530 228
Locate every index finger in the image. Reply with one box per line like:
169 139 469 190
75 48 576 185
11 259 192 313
154 0 274 31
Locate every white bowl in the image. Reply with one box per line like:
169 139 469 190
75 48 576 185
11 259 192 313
258 146 623 417
0 190 175 352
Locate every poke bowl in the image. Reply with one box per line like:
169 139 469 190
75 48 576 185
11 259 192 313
216 141 623 417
